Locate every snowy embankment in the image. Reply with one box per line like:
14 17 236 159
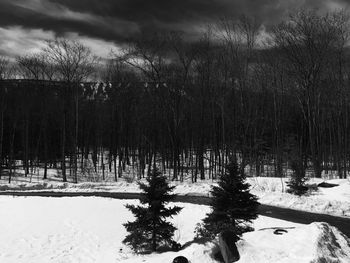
250 177 350 217
1 173 350 217
0 197 349 263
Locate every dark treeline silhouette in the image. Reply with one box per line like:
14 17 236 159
1 10 350 182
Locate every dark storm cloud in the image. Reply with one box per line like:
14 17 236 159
1 0 349 42
47 0 350 31
0 0 139 42
0 0 348 58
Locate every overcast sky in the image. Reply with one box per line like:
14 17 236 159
0 0 348 59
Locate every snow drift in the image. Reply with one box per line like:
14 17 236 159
238 222 350 263
0 197 349 262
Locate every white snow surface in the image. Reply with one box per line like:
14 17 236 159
0 196 349 263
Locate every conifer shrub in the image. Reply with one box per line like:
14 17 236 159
123 169 182 252
196 161 259 240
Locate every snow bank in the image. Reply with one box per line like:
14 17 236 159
238 222 350 263
0 197 209 263
255 191 350 216
250 177 350 217
0 197 349 262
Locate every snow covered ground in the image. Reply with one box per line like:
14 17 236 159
1 170 350 217
0 196 349 263
250 177 350 217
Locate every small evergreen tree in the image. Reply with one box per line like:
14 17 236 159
287 156 308 196
123 169 182 252
197 160 259 240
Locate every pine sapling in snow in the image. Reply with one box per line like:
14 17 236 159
287 157 309 196
196 161 259 240
123 168 182 253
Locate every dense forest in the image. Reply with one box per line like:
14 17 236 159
1 10 350 182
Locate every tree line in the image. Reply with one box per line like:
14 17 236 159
1 10 350 182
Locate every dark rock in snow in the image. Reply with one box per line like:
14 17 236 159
273 229 288 235
213 250 224 262
171 241 182 251
172 255 189 263
318 182 339 188
219 230 240 263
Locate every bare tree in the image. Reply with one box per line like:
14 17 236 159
17 54 56 80
0 56 9 178
0 56 11 80
43 39 98 182
43 39 98 82
272 10 350 177
119 33 169 82
217 16 261 175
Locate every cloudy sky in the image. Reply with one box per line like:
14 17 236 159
0 0 348 59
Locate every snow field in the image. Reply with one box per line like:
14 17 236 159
0 196 349 262
0 197 209 263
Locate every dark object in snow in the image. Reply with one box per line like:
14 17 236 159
273 229 288 235
171 241 182 251
258 227 295 232
214 250 224 262
318 182 339 188
172 256 189 263
218 230 240 263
